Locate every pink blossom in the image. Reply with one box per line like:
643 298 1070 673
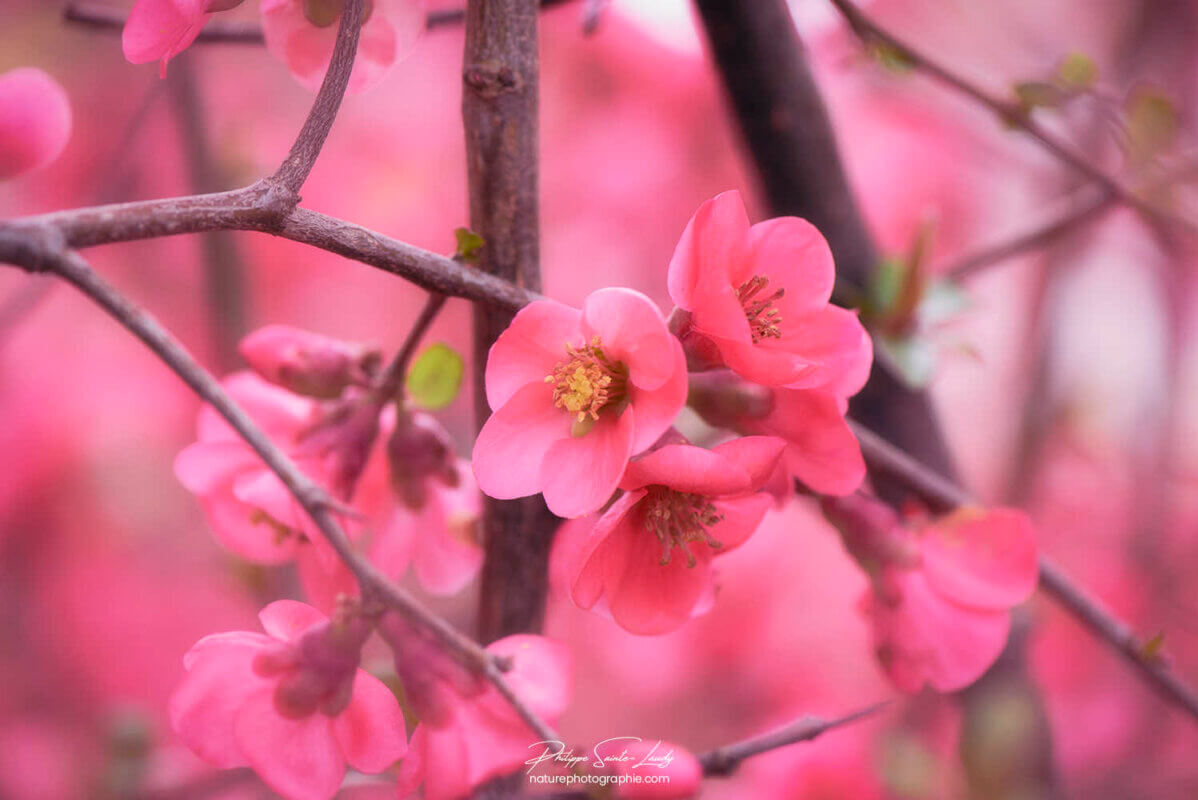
612 739 702 799
473 288 688 518
556 436 786 634
261 0 426 94
239 324 380 398
0 69 72 180
667 190 871 390
173 372 379 568
122 0 244 74
824 497 1039 692
381 618 572 800
169 600 406 800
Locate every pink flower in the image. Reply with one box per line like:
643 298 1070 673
239 324 381 399
667 190 871 390
612 740 702 799
556 436 786 634
122 0 244 74
381 618 572 800
173 372 379 568
824 497 1039 692
170 600 406 800
261 0 426 94
688 373 867 497
0 68 71 180
473 288 688 518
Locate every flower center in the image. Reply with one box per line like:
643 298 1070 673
545 337 628 425
737 275 785 343
642 486 724 568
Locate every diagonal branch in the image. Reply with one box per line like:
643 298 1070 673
848 419 1198 723
271 0 365 198
698 702 890 776
827 0 1198 238
10 243 561 746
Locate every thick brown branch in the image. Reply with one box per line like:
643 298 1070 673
698 702 890 777
848 420 1198 723
464 0 556 642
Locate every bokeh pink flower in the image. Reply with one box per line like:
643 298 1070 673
0 68 72 180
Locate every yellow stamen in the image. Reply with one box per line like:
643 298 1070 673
737 275 786 342
545 337 628 425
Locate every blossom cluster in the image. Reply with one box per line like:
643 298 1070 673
164 191 1038 798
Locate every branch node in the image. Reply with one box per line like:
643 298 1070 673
463 61 521 97
0 224 66 273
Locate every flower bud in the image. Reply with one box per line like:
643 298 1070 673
821 494 921 576
239 325 380 399
687 372 774 429
387 412 459 509
265 604 374 720
378 613 484 726
296 392 382 498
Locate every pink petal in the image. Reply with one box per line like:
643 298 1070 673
716 334 817 387
0 68 72 180
394 726 427 799
169 632 271 767
540 408 635 518
233 688 346 800
296 548 360 615
707 492 774 552
746 216 835 317
609 520 715 635
369 507 420 581
920 508 1039 610
747 389 866 496
667 191 750 318
625 340 688 454
258 599 327 641
710 435 787 491
777 305 872 393
620 444 751 496
199 372 314 443
174 441 258 495
122 0 208 66
201 493 302 565
613 740 703 799
581 288 676 391
412 500 485 596
484 299 583 411
486 635 573 719
333 670 408 773
568 491 645 610
472 382 569 501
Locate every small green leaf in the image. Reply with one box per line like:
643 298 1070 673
878 334 938 389
920 278 970 326
1141 631 1166 662
1014 81 1065 111
868 257 906 317
1058 52 1097 90
454 227 486 263
405 343 464 410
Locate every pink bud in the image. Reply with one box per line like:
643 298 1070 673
387 411 459 508
239 325 380 399
0 69 72 181
821 494 921 573
297 395 383 498
687 372 774 428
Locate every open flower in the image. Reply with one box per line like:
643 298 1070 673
667 191 871 390
473 288 687 518
170 601 406 800
824 496 1039 692
0 68 71 180
556 436 785 634
261 0 426 93
174 372 379 568
381 617 572 800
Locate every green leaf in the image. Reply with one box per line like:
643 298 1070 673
405 343 464 410
878 334 938 389
454 227 486 263
1058 52 1097 90
868 257 906 317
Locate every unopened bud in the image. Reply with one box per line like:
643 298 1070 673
821 494 921 575
688 372 774 429
297 393 382 498
388 412 458 509
239 325 380 399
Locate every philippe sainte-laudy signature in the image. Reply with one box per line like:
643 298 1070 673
525 738 676 774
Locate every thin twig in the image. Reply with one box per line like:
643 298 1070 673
271 0 364 197
847 419 1198 723
374 291 448 400
698 702 890 776
10 244 563 747
827 0 1198 238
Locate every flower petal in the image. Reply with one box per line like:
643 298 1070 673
333 670 408 773
608 522 715 635
233 688 346 800
746 389 865 496
626 340 687 454
566 491 645 610
920 508 1039 610
746 216 835 317
667 191 750 318
710 436 787 491
707 493 774 553
620 444 751 496
473 382 568 501
540 408 635 518
258 599 326 641
581 288 676 391
778 305 872 393
484 299 583 411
